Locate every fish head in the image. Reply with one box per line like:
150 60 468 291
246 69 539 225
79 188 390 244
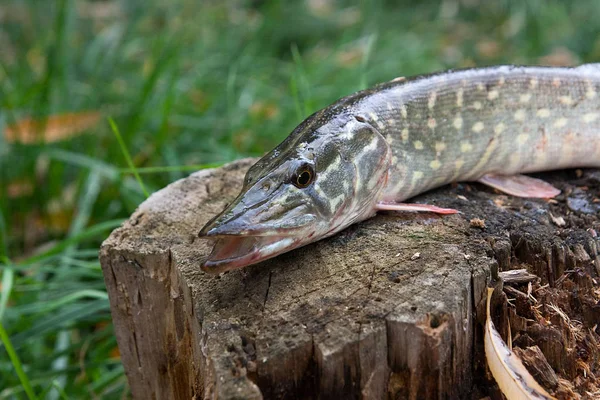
199 114 391 273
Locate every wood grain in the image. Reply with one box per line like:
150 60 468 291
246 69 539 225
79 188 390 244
100 159 600 399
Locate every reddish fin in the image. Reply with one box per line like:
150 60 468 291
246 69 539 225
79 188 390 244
376 202 459 214
478 173 561 198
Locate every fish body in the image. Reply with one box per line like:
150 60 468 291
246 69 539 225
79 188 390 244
200 64 600 273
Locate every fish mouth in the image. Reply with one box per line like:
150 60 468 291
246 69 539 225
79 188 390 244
201 235 301 274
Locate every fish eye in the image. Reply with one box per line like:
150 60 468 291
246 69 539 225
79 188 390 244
292 164 314 188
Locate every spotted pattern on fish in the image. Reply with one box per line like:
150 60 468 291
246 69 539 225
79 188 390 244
251 64 600 207
355 64 600 202
200 64 600 273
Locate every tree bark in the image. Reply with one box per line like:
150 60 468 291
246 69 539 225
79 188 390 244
99 158 600 399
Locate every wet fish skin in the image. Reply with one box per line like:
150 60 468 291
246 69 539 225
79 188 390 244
366 65 600 202
200 64 600 273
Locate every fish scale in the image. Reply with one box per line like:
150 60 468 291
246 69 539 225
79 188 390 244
199 64 600 273
355 65 600 202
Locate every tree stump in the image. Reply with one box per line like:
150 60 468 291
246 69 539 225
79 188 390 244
99 158 600 399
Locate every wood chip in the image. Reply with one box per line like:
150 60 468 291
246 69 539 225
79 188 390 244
499 269 538 285
549 213 566 227
503 285 528 300
470 218 486 229
513 346 559 390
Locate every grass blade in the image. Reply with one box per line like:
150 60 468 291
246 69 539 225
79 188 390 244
124 43 179 141
290 43 311 117
15 290 108 315
0 204 8 260
20 219 124 265
0 207 12 322
0 266 14 321
108 117 149 198
120 163 222 174
66 170 103 250
360 34 378 90
45 149 120 180
0 321 38 400
289 73 304 122
10 299 109 349
39 381 69 400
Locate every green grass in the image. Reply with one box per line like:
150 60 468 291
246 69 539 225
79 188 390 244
108 118 149 198
1 0 600 397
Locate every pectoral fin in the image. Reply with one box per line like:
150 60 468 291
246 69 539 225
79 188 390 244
478 174 561 198
376 202 459 214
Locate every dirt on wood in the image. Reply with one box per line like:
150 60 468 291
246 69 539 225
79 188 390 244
423 168 600 399
100 159 599 400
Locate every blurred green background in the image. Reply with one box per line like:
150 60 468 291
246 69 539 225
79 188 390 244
1 0 599 398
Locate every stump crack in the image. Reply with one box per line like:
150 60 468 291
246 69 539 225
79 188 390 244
357 261 377 393
99 158 600 399
132 330 142 368
262 270 273 312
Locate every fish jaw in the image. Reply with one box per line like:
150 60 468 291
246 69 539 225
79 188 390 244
199 203 320 273
199 195 381 273
201 235 306 273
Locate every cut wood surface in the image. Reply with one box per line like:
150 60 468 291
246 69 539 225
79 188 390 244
99 158 600 399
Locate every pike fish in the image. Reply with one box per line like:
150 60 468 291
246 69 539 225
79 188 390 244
199 64 600 273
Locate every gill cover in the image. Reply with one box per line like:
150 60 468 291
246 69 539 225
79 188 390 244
199 114 391 273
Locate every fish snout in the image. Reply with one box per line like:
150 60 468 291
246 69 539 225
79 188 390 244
198 214 220 237
199 201 316 237
198 208 250 237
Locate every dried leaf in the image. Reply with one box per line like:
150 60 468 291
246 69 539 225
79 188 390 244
4 111 101 144
249 101 279 120
470 218 486 229
485 287 557 400
476 39 500 59
77 1 122 19
539 47 579 67
307 0 334 17
7 180 34 198
109 346 121 359
336 48 364 66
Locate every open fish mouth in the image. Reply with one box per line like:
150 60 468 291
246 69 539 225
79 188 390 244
201 235 299 273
